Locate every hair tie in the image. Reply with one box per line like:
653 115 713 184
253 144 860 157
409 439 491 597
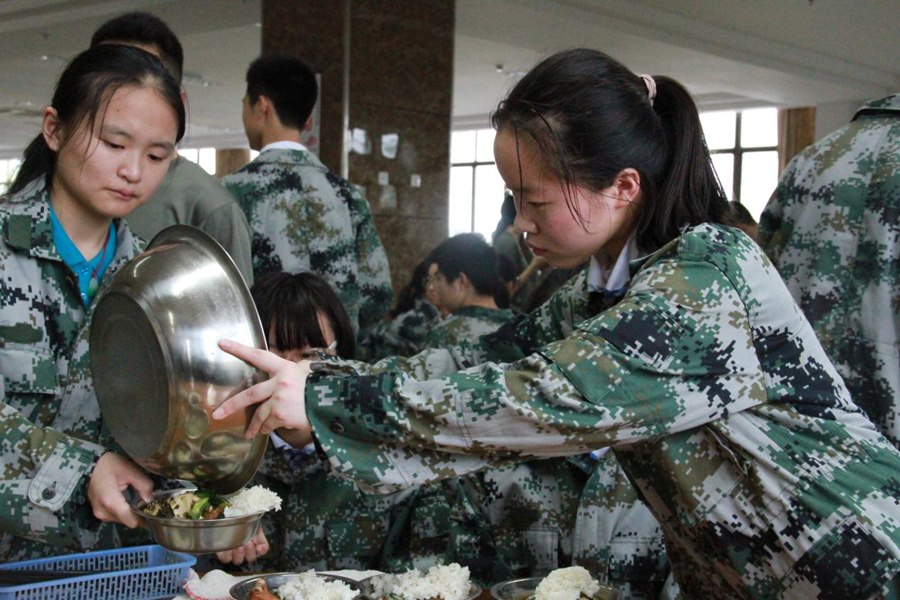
639 74 656 105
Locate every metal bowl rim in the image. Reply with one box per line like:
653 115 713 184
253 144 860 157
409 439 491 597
358 574 482 599
229 572 362 600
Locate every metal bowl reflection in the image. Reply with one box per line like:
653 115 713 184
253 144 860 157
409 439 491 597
133 488 264 554
90 225 268 493
489 577 541 600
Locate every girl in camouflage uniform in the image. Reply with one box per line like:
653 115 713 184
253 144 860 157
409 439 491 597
216 49 900 598
0 45 186 560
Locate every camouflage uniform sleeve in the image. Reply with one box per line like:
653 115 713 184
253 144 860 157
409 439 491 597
0 401 105 546
306 251 766 493
348 186 393 336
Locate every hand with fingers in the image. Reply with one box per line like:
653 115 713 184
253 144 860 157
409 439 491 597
213 339 315 446
87 452 154 528
216 528 270 565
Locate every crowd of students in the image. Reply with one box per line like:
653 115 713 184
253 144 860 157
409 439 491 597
1 9 897 600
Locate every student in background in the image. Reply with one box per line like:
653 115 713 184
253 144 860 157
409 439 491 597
758 93 899 450
217 270 398 570
221 55 392 340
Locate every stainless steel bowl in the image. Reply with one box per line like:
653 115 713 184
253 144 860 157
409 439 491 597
133 488 265 554
490 576 617 600
489 577 541 600
230 572 362 599
90 225 268 493
358 575 481 600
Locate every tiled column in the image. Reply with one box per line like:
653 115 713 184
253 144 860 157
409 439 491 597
262 0 454 295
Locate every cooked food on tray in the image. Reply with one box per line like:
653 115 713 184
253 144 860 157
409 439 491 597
367 563 472 600
247 571 357 600
142 485 281 520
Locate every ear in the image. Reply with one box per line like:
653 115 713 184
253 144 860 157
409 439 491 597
610 168 643 207
302 115 313 132
41 106 62 152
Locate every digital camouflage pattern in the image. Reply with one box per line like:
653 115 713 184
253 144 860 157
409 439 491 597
306 224 900 599
0 181 143 561
221 148 393 338
759 93 899 450
127 156 254 285
421 305 517 350
569 451 670 600
225 445 407 574
359 298 441 361
422 301 669 597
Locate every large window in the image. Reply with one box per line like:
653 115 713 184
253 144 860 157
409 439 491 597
700 107 779 219
449 129 504 240
449 108 779 239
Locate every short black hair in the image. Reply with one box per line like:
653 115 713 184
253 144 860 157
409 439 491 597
90 11 184 83
430 233 502 298
245 55 317 129
251 271 356 360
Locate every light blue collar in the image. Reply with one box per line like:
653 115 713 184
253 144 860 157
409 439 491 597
49 203 117 307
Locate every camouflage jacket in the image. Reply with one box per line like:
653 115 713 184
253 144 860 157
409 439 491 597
759 93 899 450
359 298 441 362
221 148 393 338
0 181 143 560
306 224 900 598
422 305 517 350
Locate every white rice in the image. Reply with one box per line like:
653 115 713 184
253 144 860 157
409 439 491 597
533 566 602 600
371 563 471 600
276 570 357 600
223 485 282 517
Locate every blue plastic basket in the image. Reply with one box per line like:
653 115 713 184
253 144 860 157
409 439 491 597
0 544 196 600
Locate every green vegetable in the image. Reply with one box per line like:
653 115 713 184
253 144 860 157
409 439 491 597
189 496 210 519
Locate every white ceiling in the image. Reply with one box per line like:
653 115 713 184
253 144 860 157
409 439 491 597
0 0 897 159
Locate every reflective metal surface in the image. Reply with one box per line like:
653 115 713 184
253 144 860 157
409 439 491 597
90 225 267 493
230 572 362 599
489 577 541 600
133 489 264 554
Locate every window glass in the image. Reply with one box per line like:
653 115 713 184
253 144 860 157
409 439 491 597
739 150 779 219
448 166 474 236
710 153 735 201
451 130 476 163
198 148 217 175
472 164 505 240
700 111 736 150
475 129 496 163
741 108 778 148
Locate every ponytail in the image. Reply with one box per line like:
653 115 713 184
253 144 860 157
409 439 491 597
7 134 54 196
633 76 730 249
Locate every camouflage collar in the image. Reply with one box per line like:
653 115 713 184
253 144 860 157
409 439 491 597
256 146 326 170
854 93 899 120
0 180 58 261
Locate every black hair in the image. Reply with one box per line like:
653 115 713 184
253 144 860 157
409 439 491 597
491 48 729 252
245 55 318 129
8 44 185 196
429 233 503 300
728 200 757 227
251 271 356 360
90 11 184 83
390 257 433 318
492 190 517 243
